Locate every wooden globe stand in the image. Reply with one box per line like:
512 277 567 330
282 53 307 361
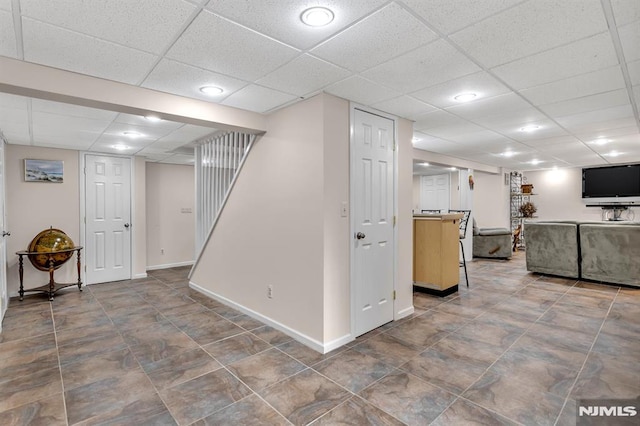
16 246 83 301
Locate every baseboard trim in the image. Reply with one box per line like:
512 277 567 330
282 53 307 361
147 261 194 271
396 305 415 320
133 272 148 279
189 282 340 354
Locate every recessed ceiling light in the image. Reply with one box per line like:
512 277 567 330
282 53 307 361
301 7 334 26
419 162 430 166
123 131 142 138
449 167 457 171
412 137 420 143
199 86 224 95
519 125 540 132
453 93 477 102
144 115 161 122
112 144 129 151
530 159 542 165
502 151 515 157
606 151 620 157
592 138 610 145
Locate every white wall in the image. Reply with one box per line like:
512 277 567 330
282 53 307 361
523 168 639 221
473 171 511 228
396 117 414 320
146 163 195 269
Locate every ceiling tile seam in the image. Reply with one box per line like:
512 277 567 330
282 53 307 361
600 0 640 134
11 0 24 60
135 5 209 87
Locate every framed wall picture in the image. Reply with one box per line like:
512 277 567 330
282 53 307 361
24 159 64 183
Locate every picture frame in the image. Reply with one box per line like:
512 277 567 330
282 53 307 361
24 159 64 183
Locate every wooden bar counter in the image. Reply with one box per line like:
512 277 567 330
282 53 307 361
413 213 463 296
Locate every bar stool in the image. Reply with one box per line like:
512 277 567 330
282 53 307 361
448 209 470 287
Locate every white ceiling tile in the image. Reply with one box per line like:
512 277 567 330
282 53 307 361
205 0 387 50
153 124 217 147
413 110 471 131
491 32 619 89
422 121 488 139
633 85 640 105
411 71 511 109
0 106 30 143
575 126 640 144
628 61 640 86
159 154 194 164
166 10 299 81
221 85 297 113
0 93 29 109
0 0 11 11
257 54 351 96
22 19 158 85
445 93 532 121
538 89 631 118
604 152 640 164
0 10 17 57
37 140 96 150
32 111 112 135
412 137 466 154
114 113 185 132
448 130 512 146
101 122 176 141
324 76 400 105
311 3 437 72
20 0 196 54
362 40 481 93
561 116 638 135
400 0 524 35
611 0 640 27
619 21 640 62
32 99 118 121
523 135 582 148
519 66 626 105
142 59 247 102
538 141 594 157
450 0 608 67
371 96 436 119
555 105 635 132
589 133 640 154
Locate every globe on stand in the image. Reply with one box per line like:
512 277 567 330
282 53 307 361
27 228 75 271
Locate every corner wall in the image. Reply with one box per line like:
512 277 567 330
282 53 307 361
473 171 510 228
146 163 195 269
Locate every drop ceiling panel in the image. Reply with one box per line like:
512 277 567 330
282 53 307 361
519 66 626 105
159 154 194 164
114 113 185 132
101 122 176 141
450 0 608 68
257 54 351 96
371 96 436 119
0 93 29 109
32 111 111 137
619 22 640 62
611 0 640 26
412 136 464 153
32 99 118 121
166 10 299 81
205 0 387 50
422 121 488 139
628 61 640 86
575 126 640 144
20 0 196 54
491 32 619 90
22 19 158 85
221 85 297 113
538 89 631 118
590 133 640 155
362 40 481 93
150 124 217 149
445 92 532 121
400 0 524 35
411 71 511 109
0 0 11 11
0 107 30 144
448 130 512 146
0 10 16 57
555 105 635 132
413 110 477 131
324 76 400 105
141 59 246 102
524 135 582 148
311 3 437 72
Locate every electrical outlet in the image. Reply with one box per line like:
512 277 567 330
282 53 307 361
267 285 273 299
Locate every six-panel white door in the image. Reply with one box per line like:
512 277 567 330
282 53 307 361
85 155 131 284
420 174 450 212
353 109 395 337
0 140 7 321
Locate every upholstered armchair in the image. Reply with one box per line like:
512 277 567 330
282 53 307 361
472 220 512 259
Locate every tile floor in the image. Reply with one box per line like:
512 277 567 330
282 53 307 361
0 254 638 425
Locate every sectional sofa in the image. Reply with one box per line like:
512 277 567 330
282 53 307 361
524 221 640 287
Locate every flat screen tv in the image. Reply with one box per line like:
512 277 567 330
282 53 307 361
582 164 640 204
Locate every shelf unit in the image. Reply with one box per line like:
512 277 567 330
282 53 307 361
510 172 537 250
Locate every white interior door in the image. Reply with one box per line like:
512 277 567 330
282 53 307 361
85 155 131 284
0 139 7 322
420 174 450 212
352 109 395 337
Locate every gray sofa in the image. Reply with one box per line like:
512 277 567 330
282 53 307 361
524 221 640 287
472 221 512 259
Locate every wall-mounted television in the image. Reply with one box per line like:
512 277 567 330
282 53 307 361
582 164 640 204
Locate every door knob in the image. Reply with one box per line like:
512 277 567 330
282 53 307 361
124 223 130 228
2 231 10 237
356 232 366 240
